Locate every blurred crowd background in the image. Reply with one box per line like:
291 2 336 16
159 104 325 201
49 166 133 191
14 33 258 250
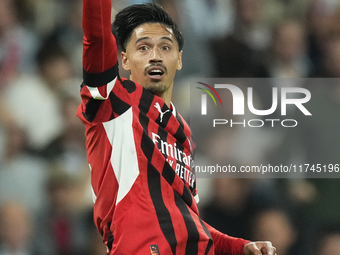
0 0 340 254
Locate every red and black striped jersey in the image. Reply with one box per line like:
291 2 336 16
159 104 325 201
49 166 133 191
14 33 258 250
77 0 249 254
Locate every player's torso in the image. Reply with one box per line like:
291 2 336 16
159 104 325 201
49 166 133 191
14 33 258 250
85 79 213 255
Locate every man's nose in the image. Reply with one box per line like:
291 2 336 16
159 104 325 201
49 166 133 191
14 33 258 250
149 47 162 63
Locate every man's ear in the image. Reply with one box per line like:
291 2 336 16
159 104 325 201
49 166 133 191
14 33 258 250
121 51 130 71
176 50 183 71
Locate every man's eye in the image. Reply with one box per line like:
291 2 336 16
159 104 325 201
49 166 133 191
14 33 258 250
162 46 170 50
139 46 148 51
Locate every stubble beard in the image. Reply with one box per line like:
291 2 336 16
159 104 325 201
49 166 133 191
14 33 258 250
144 81 169 95
143 63 169 95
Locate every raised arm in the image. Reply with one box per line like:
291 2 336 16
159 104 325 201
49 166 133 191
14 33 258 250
82 0 118 93
79 0 120 123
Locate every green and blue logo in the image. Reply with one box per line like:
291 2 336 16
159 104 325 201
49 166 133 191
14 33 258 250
196 82 222 115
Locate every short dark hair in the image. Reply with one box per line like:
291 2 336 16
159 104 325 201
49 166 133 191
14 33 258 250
112 3 183 52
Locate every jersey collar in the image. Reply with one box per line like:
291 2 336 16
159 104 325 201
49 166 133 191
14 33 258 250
170 102 177 117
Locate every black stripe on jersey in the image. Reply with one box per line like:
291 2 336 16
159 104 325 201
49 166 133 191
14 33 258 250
182 184 193 208
148 163 177 255
157 126 175 185
83 63 118 87
139 88 156 115
141 130 154 161
162 160 176 186
121 79 136 94
139 113 150 138
198 218 213 255
107 222 114 251
173 126 187 144
83 97 104 122
109 92 131 117
139 90 154 158
174 191 200 255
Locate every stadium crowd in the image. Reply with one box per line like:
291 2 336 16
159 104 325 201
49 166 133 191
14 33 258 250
1 0 340 254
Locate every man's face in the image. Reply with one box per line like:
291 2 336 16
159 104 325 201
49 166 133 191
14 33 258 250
122 23 182 96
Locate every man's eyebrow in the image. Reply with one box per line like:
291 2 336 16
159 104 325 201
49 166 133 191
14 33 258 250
161 37 174 44
135 36 174 45
135 37 149 45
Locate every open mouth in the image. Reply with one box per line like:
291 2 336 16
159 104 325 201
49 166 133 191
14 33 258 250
147 66 165 80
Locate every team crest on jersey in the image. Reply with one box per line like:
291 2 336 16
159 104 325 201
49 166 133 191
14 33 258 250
150 244 160 254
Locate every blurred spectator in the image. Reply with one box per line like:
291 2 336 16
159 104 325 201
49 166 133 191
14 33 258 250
0 99 15 159
30 0 56 35
232 0 270 51
178 0 234 39
254 20 310 78
41 95 91 208
1 40 78 151
0 119 48 213
0 0 38 90
170 0 221 78
0 201 42 255
31 0 83 36
34 165 93 255
315 226 340 255
312 30 340 77
250 20 311 117
42 96 87 176
210 0 270 77
35 39 80 97
43 0 83 77
306 0 340 73
201 178 273 240
251 208 298 255
262 0 312 26
13 0 35 26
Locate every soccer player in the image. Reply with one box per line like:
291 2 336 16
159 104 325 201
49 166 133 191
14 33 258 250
77 0 277 254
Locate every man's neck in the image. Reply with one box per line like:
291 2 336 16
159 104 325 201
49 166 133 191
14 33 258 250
160 90 172 108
